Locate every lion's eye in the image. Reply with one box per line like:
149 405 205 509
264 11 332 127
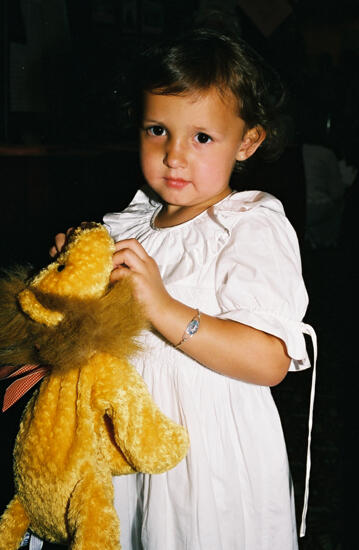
57 264 66 272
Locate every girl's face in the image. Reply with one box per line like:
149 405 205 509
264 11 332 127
140 87 265 217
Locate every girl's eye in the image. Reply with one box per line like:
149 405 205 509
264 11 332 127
195 133 212 144
146 125 166 137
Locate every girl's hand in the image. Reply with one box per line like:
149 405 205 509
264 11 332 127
49 227 74 258
111 239 172 323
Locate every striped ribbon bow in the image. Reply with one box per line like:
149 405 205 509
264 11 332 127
0 364 50 412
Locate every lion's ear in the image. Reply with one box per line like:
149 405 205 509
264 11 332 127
18 289 63 327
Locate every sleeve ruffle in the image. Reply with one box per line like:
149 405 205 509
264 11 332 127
214 197 311 372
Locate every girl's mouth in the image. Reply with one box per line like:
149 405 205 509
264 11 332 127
164 177 191 189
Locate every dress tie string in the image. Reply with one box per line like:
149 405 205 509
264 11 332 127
299 322 318 537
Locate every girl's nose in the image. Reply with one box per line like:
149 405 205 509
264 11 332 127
163 140 187 169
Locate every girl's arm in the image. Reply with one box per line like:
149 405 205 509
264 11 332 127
111 239 290 387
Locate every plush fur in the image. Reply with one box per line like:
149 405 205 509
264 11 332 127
0 223 189 550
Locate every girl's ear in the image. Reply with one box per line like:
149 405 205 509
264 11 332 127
236 126 266 161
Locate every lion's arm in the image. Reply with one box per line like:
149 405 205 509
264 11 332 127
94 354 189 474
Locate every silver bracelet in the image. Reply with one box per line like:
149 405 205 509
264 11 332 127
174 309 201 348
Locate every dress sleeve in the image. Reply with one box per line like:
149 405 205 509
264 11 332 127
215 205 311 371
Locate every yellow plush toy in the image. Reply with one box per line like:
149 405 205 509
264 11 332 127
0 223 189 550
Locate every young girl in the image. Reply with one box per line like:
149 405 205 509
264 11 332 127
50 28 316 550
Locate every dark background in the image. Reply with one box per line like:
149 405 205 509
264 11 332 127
0 1 358 549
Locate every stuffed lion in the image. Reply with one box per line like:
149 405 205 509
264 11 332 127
0 223 189 550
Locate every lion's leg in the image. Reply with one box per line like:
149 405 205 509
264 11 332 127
0 494 30 550
67 473 121 550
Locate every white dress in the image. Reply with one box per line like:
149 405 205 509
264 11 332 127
102 186 315 550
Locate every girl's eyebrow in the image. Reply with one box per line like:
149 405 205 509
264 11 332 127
193 125 215 133
142 118 165 125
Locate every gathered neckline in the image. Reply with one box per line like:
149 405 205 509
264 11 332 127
149 191 237 232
